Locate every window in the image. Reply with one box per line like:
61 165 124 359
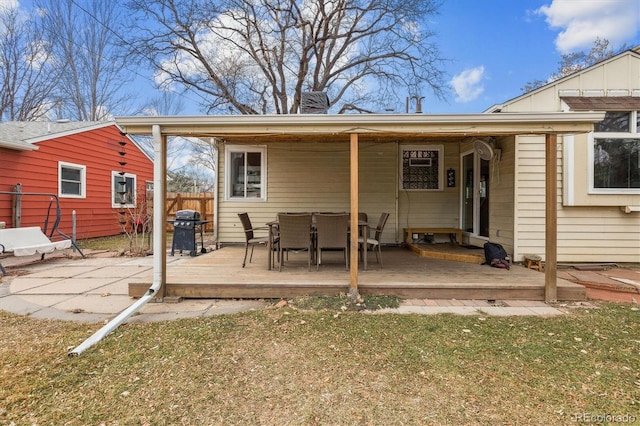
400 145 444 191
112 171 137 208
59 162 86 198
591 111 640 193
225 145 266 200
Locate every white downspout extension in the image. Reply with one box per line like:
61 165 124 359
69 125 166 357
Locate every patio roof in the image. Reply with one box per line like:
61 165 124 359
116 112 604 140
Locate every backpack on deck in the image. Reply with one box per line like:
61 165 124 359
483 242 510 270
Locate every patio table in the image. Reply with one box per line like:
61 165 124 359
266 218 368 271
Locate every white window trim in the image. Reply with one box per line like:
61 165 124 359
399 144 444 191
58 161 86 198
563 135 575 205
588 110 640 195
111 171 137 208
224 145 267 201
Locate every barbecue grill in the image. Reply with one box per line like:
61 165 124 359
169 209 208 256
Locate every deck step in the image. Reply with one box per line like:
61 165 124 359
408 243 485 264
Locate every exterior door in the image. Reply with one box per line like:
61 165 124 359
461 152 490 238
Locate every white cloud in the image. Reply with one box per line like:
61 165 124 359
0 0 18 12
451 66 485 103
537 0 640 53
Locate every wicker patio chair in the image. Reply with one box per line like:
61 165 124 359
358 212 390 267
315 213 349 270
357 212 368 238
238 212 278 268
277 213 313 271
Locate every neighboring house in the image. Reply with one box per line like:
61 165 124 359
0 121 154 240
488 45 640 263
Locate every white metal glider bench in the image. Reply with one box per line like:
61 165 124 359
0 226 74 276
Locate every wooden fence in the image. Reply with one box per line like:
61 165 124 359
163 193 214 232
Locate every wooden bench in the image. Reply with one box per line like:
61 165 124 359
403 227 463 245
0 227 74 275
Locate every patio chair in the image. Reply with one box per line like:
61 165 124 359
358 212 390 267
315 213 349 270
238 213 278 268
277 213 313 271
357 212 368 238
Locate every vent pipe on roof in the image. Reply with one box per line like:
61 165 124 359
406 96 424 113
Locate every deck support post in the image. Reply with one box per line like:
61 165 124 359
349 133 360 299
153 125 167 300
545 133 558 303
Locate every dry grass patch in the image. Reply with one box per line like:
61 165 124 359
1 303 638 425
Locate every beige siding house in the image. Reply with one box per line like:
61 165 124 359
111 48 640 302
217 139 459 246
213 46 639 264
493 46 640 263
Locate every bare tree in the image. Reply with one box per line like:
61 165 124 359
142 91 186 116
0 6 59 121
125 0 447 114
167 165 215 192
37 0 133 120
521 38 623 93
189 138 217 171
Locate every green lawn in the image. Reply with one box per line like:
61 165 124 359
1 302 638 425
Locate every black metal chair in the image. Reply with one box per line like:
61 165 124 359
315 213 349 270
277 213 313 271
238 212 277 268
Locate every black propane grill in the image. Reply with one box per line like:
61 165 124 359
169 209 208 256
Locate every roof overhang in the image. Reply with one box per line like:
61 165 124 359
0 140 38 151
115 112 605 141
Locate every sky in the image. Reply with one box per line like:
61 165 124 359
427 0 640 113
4 0 640 116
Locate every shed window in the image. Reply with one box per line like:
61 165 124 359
59 162 86 198
225 145 266 201
591 111 640 193
112 172 137 208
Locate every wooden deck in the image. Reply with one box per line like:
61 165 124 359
129 244 586 301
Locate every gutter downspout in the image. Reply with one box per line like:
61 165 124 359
212 138 219 246
69 125 166 357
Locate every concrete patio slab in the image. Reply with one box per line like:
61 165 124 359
53 293 136 314
16 278 117 295
10 277 63 293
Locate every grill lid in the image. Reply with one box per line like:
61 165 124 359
175 209 201 220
